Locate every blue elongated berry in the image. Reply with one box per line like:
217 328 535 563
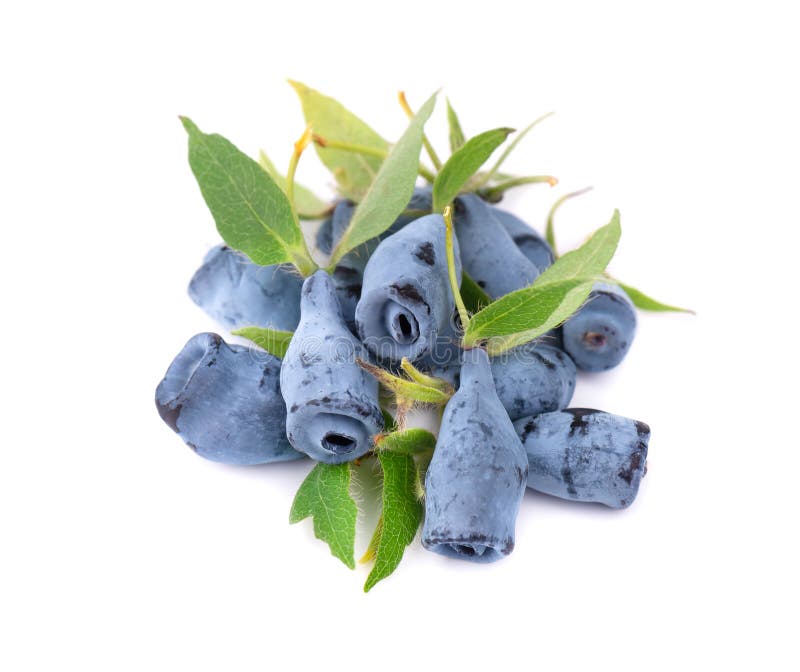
562 282 637 371
188 245 302 331
491 207 555 271
326 188 434 331
514 409 650 508
355 214 461 364
155 332 302 465
454 193 540 298
422 348 528 562
280 270 384 464
431 341 575 421
491 343 576 421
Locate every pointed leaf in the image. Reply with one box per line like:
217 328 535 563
400 358 451 391
258 150 329 219
461 271 492 312
328 93 437 266
446 97 466 152
433 127 515 212
376 428 437 456
357 359 453 405
181 117 316 275
364 452 423 592
618 282 695 314
231 326 294 359
289 80 388 200
289 463 357 569
464 210 622 352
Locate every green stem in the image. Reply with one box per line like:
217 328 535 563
444 206 470 333
545 186 594 256
399 91 443 170
479 175 558 203
472 111 555 189
313 135 436 183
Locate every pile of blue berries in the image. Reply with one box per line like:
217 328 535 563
156 86 675 588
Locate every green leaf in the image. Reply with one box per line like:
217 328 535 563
364 452 423 592
288 80 388 201
464 210 622 353
257 150 329 219
617 282 695 314
357 359 453 405
289 463 358 569
376 428 437 455
400 358 451 391
475 111 555 188
181 117 316 276
461 271 492 313
446 97 466 152
432 127 515 212
231 326 294 359
328 93 437 266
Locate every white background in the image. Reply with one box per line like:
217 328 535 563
2 1 798 670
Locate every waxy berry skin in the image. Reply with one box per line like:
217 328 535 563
188 245 302 331
422 348 528 563
355 213 461 365
562 282 637 371
280 271 384 464
514 408 650 508
490 343 577 421
325 188 435 331
454 193 540 299
491 206 555 272
155 332 301 465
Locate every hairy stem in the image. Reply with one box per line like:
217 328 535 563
444 206 470 334
313 134 436 183
480 175 558 203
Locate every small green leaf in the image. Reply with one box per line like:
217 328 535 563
328 93 437 266
400 358 451 391
181 117 316 276
289 462 358 569
617 282 695 314
357 359 453 405
376 428 437 456
364 452 423 592
446 97 466 152
461 271 492 313
288 80 388 201
232 326 294 359
464 210 622 353
432 127 515 212
475 111 555 188
258 150 329 220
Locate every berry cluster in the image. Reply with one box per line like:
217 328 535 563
156 84 684 590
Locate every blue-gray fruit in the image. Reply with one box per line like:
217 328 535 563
454 193 540 298
562 282 637 371
188 245 302 331
355 214 461 364
514 408 650 508
280 270 384 464
155 332 302 465
491 343 576 421
327 190 433 330
422 348 528 562
492 207 554 271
